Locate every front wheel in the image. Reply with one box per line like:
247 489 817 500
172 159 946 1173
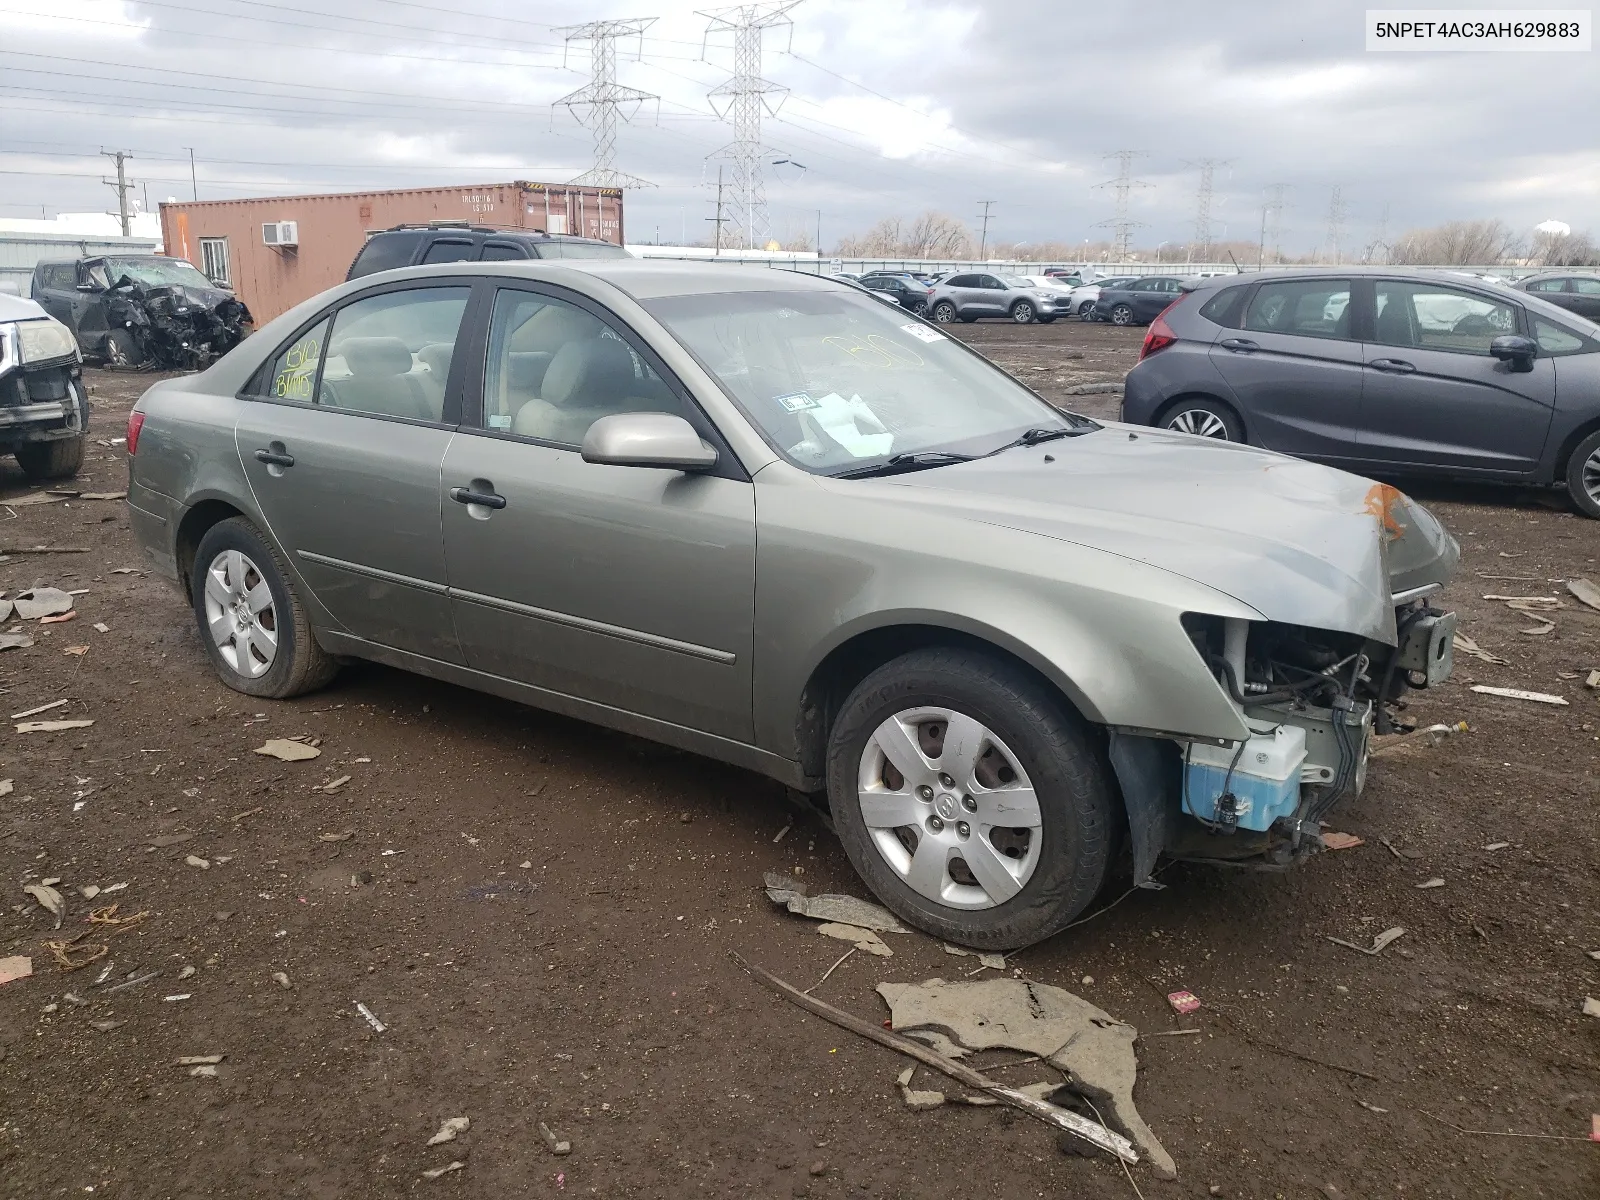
1566 429 1600 519
103 329 137 368
1108 304 1135 326
191 517 338 698
1011 301 1036 324
15 436 84 482
930 301 957 323
1076 301 1096 320
826 648 1116 950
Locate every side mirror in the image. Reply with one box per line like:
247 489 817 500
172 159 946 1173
581 412 718 472
1489 334 1538 372
76 282 100 293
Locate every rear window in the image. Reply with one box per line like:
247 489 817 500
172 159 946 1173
480 243 530 261
347 232 425 280
1198 285 1247 327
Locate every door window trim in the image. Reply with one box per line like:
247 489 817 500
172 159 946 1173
457 281 750 483
237 275 484 430
1368 277 1529 355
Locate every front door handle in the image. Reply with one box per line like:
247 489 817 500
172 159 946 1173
450 485 507 511
253 448 295 468
1218 337 1259 352
1370 357 1417 374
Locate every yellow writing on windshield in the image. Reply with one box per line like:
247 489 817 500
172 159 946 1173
820 333 926 369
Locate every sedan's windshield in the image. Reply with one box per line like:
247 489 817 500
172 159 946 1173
101 257 217 289
644 288 1089 474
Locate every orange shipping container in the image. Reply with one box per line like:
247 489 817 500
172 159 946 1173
159 181 626 324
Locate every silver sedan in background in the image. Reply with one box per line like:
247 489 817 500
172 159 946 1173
126 261 1460 948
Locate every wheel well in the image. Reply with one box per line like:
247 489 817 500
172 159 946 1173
174 499 244 591
793 625 1080 782
1153 392 1246 439
1554 415 1600 481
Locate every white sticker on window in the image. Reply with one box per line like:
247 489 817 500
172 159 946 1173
774 391 819 413
901 323 946 344
488 414 513 430
810 392 893 458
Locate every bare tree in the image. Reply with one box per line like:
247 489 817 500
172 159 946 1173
836 212 971 258
1389 219 1524 266
1533 228 1600 267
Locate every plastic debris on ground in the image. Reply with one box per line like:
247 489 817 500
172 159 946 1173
1326 927 1406 956
254 738 322 761
895 1065 947 1110
539 1121 572 1156
355 1001 387 1032
272 971 292 989
1415 877 1446 889
427 1117 470 1146
816 922 894 956
0 955 32 985
421 1162 463 1180
942 943 1008 971
1583 997 1600 1019
16 719 94 733
763 870 908 933
22 883 65 927
1469 685 1568 706
1167 989 1202 1015
1566 577 1600 613
1452 633 1508 665
1320 831 1364 850
13 587 74 619
877 976 1175 1178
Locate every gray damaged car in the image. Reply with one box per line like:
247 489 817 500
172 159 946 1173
0 293 90 481
125 261 1460 948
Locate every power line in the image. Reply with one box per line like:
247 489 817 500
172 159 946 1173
556 18 660 189
700 0 803 250
1093 150 1151 262
976 200 996 260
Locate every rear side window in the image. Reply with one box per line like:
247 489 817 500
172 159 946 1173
1573 278 1600 295
262 318 331 402
421 239 476 265
1525 278 1568 293
1198 285 1247 327
947 275 979 288
319 287 471 422
1243 279 1352 340
546 241 629 259
348 232 425 279
480 242 529 261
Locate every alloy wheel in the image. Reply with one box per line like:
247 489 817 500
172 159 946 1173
1012 302 1035 324
1110 305 1134 326
1584 446 1600 504
1166 408 1231 439
203 549 279 679
931 303 957 323
856 707 1042 910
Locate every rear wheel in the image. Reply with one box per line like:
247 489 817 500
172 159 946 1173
15 436 84 482
1109 303 1135 326
930 301 957 323
826 648 1116 949
1160 398 1243 442
1011 301 1036 324
1565 429 1600 519
191 517 338 699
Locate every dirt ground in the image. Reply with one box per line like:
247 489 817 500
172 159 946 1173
1 322 1597 1199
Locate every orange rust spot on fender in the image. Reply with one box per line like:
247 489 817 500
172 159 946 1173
1363 483 1408 540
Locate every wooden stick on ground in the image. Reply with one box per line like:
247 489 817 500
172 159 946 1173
0 546 90 555
727 950 1139 1165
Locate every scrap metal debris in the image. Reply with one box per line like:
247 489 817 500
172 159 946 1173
877 976 1174 1177
1469 685 1568 706
763 871 908 934
1326 927 1406 956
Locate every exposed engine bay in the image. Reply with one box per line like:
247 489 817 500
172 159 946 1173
103 274 252 372
1158 602 1456 869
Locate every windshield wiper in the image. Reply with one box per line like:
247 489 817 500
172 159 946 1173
832 451 977 479
983 423 1093 458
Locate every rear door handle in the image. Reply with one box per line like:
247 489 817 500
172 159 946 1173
1218 337 1259 352
449 486 507 511
1370 358 1417 374
253 448 294 468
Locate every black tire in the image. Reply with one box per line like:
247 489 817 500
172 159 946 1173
1011 301 1036 324
1565 428 1600 519
103 329 137 368
1077 301 1096 320
959 314 979 323
1157 397 1245 442
826 648 1116 950
1108 304 1135 326
190 517 338 699
15 436 84 482
1039 316 1057 324
930 301 957 324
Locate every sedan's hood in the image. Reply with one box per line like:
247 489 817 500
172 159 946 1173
0 293 48 322
876 425 1460 644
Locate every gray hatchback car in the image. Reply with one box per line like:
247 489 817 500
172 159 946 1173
1121 268 1600 517
127 261 1461 948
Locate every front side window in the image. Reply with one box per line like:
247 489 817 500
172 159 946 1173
1526 278 1568 293
1373 282 1517 354
1533 317 1589 355
318 287 470 421
643 288 1080 473
946 275 979 288
1243 279 1352 339
480 289 681 445
1572 278 1600 295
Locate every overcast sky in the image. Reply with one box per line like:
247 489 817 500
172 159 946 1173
1 0 1596 254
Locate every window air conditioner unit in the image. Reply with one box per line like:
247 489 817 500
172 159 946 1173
262 221 299 248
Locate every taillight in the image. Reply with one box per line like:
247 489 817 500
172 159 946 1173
1139 302 1180 360
126 409 145 455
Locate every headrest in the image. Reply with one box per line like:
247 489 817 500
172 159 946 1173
340 336 413 378
508 303 604 353
417 342 453 380
541 337 636 407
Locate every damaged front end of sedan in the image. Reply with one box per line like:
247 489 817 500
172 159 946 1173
103 274 252 371
1109 483 1460 881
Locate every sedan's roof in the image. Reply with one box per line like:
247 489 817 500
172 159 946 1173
524 259 848 300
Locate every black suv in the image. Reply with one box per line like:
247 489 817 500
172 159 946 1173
347 224 631 280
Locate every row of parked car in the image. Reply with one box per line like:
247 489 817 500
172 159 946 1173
844 268 1224 326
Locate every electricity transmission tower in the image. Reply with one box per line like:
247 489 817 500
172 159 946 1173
699 0 803 250
1093 150 1151 262
555 18 659 189
1325 185 1349 264
1183 158 1230 261
101 149 134 237
1263 183 1289 262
